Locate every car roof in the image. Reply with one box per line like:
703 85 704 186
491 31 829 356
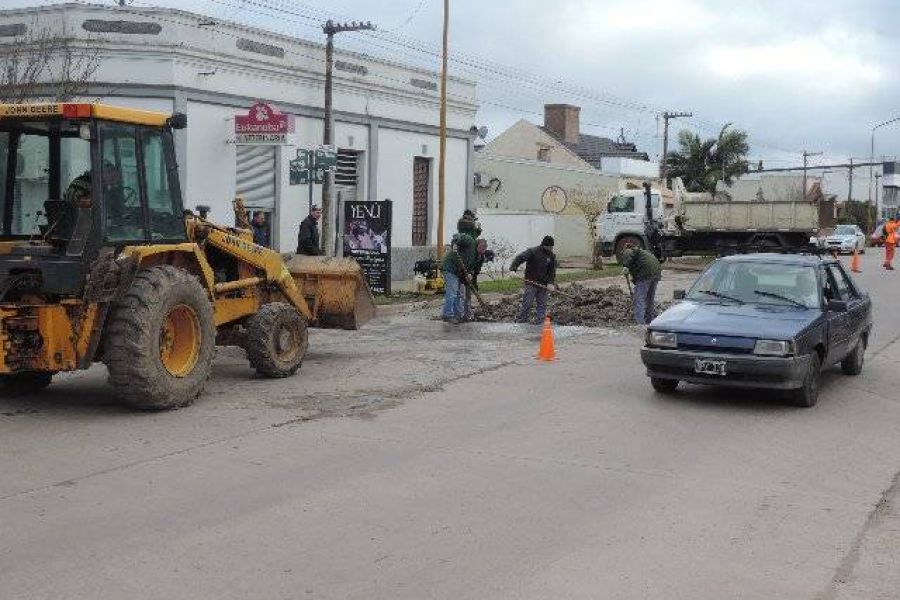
718 253 836 267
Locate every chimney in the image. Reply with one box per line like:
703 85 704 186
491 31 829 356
544 104 580 144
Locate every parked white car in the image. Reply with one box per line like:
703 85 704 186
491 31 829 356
823 224 866 254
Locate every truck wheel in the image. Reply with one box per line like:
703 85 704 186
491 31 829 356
790 353 821 408
104 265 216 411
615 235 643 264
841 339 865 376
245 302 308 378
0 371 53 395
650 377 679 393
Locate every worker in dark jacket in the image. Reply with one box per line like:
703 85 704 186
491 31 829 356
296 205 322 255
510 236 558 324
620 247 662 325
251 211 270 248
441 218 478 323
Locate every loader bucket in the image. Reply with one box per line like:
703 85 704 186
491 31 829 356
285 256 376 330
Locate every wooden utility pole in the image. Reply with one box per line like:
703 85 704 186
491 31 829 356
847 157 854 202
322 19 374 256
659 111 691 185
802 150 823 200
436 0 449 259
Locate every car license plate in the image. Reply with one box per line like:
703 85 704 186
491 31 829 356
695 359 726 376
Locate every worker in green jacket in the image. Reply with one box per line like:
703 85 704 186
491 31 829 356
620 247 662 325
441 218 478 323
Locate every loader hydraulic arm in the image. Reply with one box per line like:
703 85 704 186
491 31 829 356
188 217 312 320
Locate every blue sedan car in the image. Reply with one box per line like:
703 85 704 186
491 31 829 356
641 254 872 407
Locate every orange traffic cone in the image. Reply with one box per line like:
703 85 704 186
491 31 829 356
851 248 862 273
537 315 557 361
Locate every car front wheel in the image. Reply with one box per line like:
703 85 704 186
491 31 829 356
841 339 865 376
790 353 821 408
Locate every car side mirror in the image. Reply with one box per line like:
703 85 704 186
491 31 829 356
673 289 686 300
827 299 848 313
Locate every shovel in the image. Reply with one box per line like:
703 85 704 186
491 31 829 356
623 271 634 301
455 253 494 320
523 279 578 300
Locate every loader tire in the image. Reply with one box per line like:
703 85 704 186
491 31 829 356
0 371 53 395
245 302 308 378
104 265 216 411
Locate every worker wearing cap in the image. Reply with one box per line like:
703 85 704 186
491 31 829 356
297 205 322 255
620 246 662 325
441 217 478 324
510 235 558 324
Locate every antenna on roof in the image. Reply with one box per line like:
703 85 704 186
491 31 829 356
616 128 627 145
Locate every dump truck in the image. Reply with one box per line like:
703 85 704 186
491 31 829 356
599 179 819 261
0 102 374 409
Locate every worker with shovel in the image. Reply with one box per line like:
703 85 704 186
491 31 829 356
620 246 662 325
510 236 558 325
441 217 479 324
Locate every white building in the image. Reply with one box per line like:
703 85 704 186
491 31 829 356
0 3 478 280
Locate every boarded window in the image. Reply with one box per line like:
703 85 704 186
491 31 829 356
412 157 430 246
335 149 359 205
235 145 276 210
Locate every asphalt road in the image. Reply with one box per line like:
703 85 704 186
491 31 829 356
2 251 899 599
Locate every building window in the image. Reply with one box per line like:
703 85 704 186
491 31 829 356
537 147 551 162
335 149 360 203
412 157 430 246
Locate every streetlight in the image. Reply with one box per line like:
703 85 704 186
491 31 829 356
869 116 900 204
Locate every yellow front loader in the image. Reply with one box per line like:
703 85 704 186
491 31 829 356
0 102 374 409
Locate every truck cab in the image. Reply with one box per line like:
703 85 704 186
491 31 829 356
598 188 663 261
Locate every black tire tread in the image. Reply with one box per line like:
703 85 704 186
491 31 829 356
245 302 308 378
841 340 865 376
791 353 821 408
103 265 216 411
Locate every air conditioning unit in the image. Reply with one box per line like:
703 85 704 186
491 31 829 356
473 172 493 188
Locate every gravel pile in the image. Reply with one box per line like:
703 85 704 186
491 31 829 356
481 283 668 327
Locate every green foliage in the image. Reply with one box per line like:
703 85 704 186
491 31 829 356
837 201 877 233
667 124 750 193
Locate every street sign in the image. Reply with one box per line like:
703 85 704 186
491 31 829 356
290 148 330 186
315 144 337 171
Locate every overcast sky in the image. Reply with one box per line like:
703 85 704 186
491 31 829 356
12 0 900 198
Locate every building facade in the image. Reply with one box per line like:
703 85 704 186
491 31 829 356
473 104 654 259
0 3 478 280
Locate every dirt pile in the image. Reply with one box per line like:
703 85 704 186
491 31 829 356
482 284 667 327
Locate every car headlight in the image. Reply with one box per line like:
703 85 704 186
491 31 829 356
647 330 677 349
753 340 795 356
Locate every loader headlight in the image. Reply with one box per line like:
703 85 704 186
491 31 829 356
647 330 677 349
753 339 795 357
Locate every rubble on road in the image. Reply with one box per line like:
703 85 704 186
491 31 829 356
480 283 669 327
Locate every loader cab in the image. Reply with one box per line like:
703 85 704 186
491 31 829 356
0 103 186 296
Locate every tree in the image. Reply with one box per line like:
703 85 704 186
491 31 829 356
569 185 606 269
0 25 100 103
666 124 750 194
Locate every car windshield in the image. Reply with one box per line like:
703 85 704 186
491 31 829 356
834 225 856 235
687 261 820 309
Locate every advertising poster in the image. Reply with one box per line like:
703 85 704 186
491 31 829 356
343 200 392 294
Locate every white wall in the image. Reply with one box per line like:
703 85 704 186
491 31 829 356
475 154 620 214
478 212 556 268
377 129 468 248
478 211 588 262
